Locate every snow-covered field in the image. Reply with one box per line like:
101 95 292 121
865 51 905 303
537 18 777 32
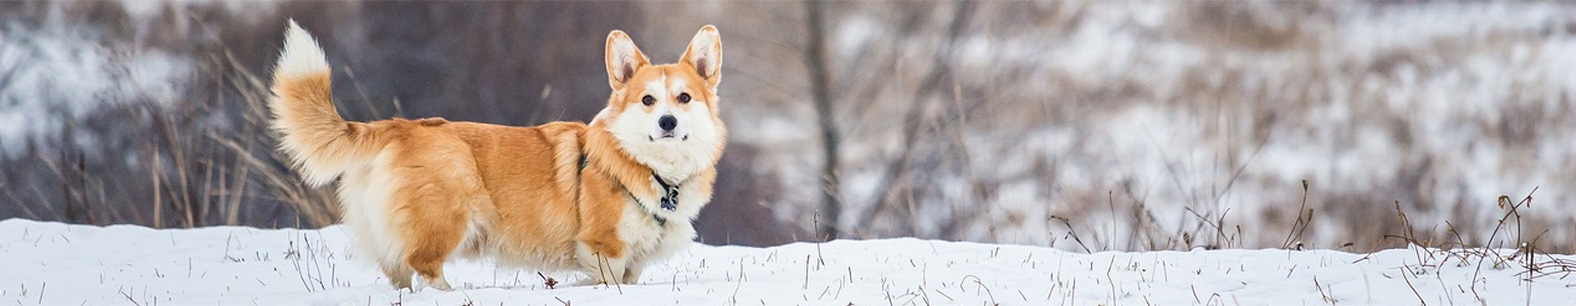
6 1 1576 252
2 219 1570 305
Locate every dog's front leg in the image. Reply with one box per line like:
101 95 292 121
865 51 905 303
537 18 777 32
621 262 644 285
575 241 628 285
574 172 631 285
594 251 630 285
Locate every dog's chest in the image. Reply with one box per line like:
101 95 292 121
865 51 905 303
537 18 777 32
611 176 707 262
616 197 680 259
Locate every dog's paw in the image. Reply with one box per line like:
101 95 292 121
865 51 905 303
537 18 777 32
568 277 605 287
417 277 453 291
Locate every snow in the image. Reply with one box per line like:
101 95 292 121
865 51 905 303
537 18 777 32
2 219 1570 305
0 6 190 149
778 2 1576 249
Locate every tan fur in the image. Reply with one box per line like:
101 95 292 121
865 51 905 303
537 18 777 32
267 22 725 290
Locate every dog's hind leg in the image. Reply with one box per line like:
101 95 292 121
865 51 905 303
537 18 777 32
395 179 475 291
379 261 414 290
388 130 494 291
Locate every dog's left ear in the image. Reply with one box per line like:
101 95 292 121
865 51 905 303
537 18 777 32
680 25 722 90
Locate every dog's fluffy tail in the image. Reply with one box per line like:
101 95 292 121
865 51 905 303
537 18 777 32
268 20 387 186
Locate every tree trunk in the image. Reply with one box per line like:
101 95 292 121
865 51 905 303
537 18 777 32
804 0 841 241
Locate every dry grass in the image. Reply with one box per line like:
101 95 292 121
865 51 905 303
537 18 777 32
0 1 793 244
1381 187 1576 304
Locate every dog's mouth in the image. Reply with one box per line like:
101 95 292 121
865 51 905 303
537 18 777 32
649 132 689 142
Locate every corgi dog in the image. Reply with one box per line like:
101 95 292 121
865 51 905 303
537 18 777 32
267 20 726 290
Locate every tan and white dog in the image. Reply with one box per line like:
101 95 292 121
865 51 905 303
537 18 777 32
267 20 726 290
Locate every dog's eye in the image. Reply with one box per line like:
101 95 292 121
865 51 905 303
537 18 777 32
677 93 691 103
641 95 655 106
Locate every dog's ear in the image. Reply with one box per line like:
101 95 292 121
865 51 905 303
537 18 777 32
605 30 650 90
679 25 722 89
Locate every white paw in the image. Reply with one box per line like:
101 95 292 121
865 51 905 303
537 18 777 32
418 277 453 291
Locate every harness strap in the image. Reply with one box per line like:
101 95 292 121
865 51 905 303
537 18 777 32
653 174 680 211
622 188 668 227
580 154 671 227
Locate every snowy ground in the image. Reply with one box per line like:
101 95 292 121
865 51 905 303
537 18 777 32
2 219 1571 305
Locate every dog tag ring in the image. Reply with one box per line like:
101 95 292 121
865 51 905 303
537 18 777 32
660 187 679 211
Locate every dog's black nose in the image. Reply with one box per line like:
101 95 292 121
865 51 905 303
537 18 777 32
658 115 677 131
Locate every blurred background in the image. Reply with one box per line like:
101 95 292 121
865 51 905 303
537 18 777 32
2 1 1573 253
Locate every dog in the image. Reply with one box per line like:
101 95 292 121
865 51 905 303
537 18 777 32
267 20 726 290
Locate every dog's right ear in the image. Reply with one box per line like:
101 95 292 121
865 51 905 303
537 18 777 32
605 30 650 91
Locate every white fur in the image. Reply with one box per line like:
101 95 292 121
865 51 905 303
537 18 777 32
337 150 487 291
606 77 722 184
584 185 701 285
271 20 344 187
629 177 705 255
275 20 329 78
336 151 407 273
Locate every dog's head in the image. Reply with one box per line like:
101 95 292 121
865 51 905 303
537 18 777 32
595 26 726 180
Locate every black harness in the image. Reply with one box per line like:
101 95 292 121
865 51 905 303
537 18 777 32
580 155 679 227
